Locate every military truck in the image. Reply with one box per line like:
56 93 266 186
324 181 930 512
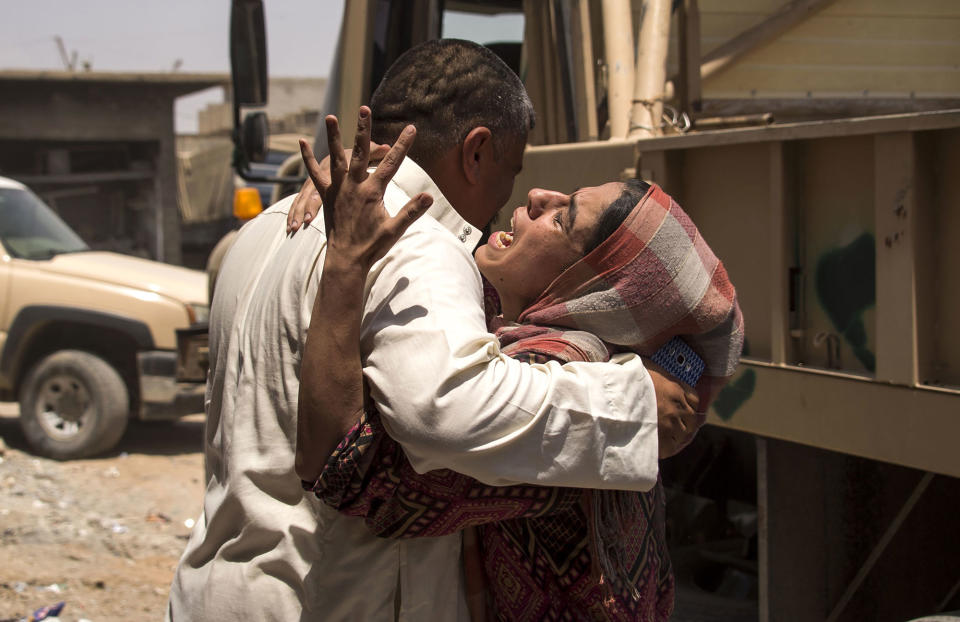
224 1 960 619
0 175 207 459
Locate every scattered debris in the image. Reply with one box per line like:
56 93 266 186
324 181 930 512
27 600 64 621
0 410 205 617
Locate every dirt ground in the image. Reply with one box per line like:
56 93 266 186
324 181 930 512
0 403 205 622
0 402 760 622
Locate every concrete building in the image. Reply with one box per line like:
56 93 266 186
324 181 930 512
197 76 328 136
0 70 227 264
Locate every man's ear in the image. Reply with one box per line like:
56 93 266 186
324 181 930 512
460 126 492 185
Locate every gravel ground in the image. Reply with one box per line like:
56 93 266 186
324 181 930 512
0 403 205 622
0 403 760 622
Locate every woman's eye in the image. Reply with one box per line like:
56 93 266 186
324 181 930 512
553 211 564 228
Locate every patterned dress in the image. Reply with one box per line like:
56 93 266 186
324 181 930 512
306 344 674 621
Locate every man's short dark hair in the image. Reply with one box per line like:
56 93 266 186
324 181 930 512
370 39 535 165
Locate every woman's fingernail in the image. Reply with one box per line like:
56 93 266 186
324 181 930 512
291 220 298 228
304 214 311 222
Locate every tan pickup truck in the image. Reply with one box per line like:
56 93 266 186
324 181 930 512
0 175 208 459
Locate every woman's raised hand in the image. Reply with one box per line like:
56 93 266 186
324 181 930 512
296 106 432 270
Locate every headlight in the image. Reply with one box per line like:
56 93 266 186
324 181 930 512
186 303 209 324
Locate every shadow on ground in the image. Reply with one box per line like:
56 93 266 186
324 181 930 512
0 405 204 458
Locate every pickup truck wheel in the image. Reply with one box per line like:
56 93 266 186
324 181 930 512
19 350 129 460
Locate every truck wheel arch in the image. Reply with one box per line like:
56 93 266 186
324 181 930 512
1 306 154 398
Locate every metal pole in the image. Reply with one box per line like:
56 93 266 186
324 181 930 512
677 0 702 115
573 0 599 141
629 0 672 138
601 0 634 140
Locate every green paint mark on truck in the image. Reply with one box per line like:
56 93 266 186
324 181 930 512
713 369 757 421
815 232 876 372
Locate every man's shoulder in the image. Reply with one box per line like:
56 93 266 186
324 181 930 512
387 213 471 265
262 193 297 215
367 215 480 303
383 187 471 254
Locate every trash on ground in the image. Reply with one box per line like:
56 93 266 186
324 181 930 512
28 600 65 621
99 519 128 534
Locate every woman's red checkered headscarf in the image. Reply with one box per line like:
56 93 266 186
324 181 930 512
498 182 744 411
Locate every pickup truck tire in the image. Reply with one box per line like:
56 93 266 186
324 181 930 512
18 350 129 460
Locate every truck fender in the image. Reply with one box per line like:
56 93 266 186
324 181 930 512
0 305 154 386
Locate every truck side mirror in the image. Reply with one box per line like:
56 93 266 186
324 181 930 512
228 0 302 185
241 112 269 164
230 0 267 107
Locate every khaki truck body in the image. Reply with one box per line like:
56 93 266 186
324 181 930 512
0 175 207 459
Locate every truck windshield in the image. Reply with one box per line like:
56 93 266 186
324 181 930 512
0 187 89 259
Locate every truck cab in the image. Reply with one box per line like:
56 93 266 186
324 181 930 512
0 175 208 459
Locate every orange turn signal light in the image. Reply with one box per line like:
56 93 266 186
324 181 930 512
233 187 263 220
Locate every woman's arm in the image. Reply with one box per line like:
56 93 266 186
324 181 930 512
294 108 431 481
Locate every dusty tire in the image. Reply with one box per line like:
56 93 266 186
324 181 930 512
19 350 129 460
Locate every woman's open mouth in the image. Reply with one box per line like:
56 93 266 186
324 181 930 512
488 231 514 249
487 215 517 249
